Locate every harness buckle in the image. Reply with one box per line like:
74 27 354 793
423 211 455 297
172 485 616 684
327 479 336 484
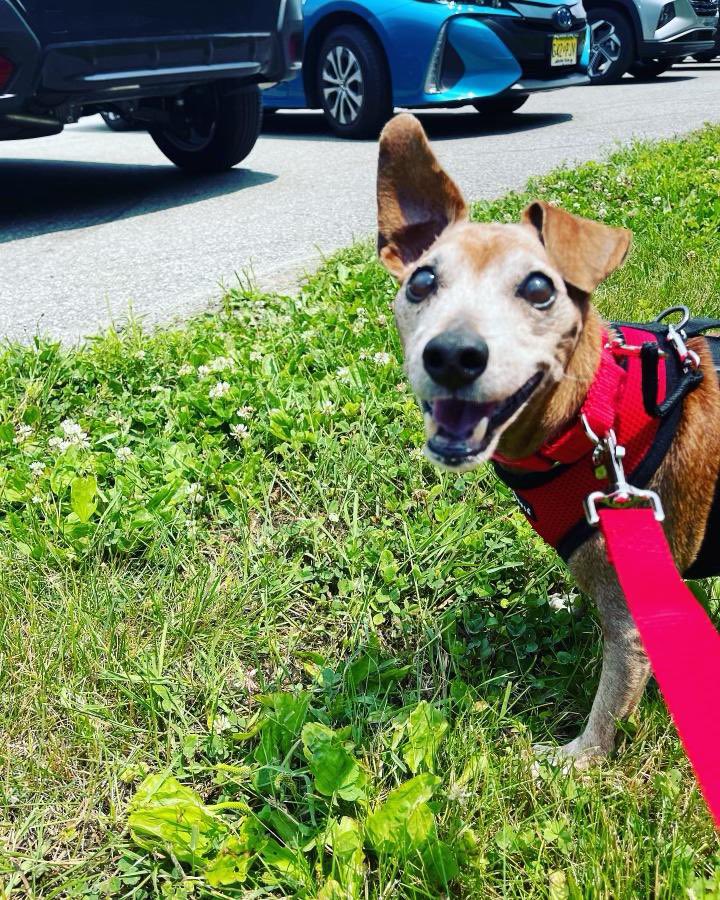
581 415 665 526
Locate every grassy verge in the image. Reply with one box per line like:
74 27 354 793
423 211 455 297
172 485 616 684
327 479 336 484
1 126 720 899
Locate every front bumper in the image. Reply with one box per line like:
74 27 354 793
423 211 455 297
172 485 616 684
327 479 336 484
640 32 716 57
411 12 588 107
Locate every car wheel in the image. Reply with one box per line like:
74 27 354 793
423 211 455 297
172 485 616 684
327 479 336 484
472 94 529 116
587 7 634 84
316 25 393 139
692 51 717 62
101 110 140 132
628 59 672 79
149 82 262 173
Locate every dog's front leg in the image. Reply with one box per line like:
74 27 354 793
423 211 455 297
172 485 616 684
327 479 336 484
539 545 651 767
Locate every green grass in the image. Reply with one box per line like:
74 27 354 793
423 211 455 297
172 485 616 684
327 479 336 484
1 125 720 899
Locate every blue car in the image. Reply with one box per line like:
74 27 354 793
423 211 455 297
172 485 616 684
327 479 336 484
263 0 590 138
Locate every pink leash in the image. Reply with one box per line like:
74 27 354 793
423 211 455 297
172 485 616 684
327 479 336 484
598 507 720 827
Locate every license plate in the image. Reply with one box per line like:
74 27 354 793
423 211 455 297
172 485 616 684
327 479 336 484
551 34 578 67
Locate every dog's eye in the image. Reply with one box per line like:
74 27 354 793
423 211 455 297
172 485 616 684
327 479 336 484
406 266 438 303
518 272 556 309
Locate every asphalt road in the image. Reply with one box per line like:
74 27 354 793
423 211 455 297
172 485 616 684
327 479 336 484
1 64 718 344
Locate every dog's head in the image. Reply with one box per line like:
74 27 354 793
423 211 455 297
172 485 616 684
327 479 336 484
377 114 632 471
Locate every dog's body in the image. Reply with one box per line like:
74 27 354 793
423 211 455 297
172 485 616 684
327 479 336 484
377 113 720 764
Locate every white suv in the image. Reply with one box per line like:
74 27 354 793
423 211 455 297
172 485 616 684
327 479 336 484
586 0 718 82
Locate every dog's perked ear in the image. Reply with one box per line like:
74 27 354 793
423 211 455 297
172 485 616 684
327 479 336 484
522 200 632 296
377 113 468 278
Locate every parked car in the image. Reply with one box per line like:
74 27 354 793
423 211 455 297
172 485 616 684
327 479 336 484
0 0 303 171
586 0 718 82
263 0 590 139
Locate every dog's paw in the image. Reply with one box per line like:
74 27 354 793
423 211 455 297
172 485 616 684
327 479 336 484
532 737 609 774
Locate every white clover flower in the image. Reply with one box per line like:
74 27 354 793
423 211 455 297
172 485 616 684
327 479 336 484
230 423 249 441
355 306 367 317
249 350 263 362
134 350 146 361
31 495 42 505
209 381 231 400
359 351 368 360
198 356 235 378
373 352 391 366
30 461 45 477
58 419 90 449
235 406 254 420
396 382 408 393
186 482 203 504
377 314 388 326
149 384 164 394
652 196 662 205
320 399 334 411
336 366 350 378
116 446 133 462
597 206 607 219
178 364 194 376
13 423 33 445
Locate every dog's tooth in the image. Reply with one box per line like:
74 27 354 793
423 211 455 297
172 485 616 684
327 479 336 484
473 416 490 441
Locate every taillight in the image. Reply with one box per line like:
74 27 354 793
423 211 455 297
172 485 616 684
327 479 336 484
287 30 303 65
0 56 14 92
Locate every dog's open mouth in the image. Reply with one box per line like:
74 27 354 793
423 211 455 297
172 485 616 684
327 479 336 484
422 371 544 467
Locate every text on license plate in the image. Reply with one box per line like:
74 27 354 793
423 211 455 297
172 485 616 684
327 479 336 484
551 34 578 67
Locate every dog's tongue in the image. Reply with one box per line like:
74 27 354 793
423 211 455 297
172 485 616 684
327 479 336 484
432 398 493 440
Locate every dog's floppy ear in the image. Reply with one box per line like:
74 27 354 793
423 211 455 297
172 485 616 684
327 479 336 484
377 113 468 278
522 200 632 296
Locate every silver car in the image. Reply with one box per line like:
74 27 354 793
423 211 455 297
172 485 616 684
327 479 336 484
586 0 718 81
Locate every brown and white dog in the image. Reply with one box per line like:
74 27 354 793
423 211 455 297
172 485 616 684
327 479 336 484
377 113 720 765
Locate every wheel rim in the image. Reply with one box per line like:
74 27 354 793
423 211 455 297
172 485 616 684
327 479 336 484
322 45 364 125
589 19 622 78
162 86 218 152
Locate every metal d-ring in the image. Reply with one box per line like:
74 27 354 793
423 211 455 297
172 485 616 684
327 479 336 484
654 305 691 334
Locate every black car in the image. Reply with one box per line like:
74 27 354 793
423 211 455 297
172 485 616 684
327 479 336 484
0 0 303 171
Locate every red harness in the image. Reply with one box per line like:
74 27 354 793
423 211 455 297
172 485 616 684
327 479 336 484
493 326 668 555
491 317 720 827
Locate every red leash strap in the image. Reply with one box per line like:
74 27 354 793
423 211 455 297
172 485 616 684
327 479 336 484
598 507 720 827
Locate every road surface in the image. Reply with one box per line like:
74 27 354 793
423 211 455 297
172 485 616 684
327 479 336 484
0 64 718 343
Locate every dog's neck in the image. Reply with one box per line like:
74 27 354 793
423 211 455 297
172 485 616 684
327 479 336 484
496 306 604 461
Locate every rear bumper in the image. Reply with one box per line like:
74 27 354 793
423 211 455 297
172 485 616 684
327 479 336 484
0 0 302 115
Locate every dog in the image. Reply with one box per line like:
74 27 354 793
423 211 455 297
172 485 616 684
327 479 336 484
376 113 720 765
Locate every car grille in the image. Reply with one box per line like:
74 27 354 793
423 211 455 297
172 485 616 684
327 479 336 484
691 0 718 16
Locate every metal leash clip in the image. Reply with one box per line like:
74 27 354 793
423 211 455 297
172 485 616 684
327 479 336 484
581 414 665 526
655 305 701 372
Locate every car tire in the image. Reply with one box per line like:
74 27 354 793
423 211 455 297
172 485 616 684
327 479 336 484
692 51 717 62
628 59 672 79
472 94 529 116
587 7 635 84
149 82 262 173
316 25 393 139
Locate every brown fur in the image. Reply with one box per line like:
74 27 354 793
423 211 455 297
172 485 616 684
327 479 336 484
377 113 467 278
376 112 720 764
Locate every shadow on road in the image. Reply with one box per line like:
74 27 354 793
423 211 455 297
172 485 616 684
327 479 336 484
0 159 276 243
262 109 573 142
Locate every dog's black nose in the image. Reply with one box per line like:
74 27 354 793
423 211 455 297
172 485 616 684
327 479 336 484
423 330 489 390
